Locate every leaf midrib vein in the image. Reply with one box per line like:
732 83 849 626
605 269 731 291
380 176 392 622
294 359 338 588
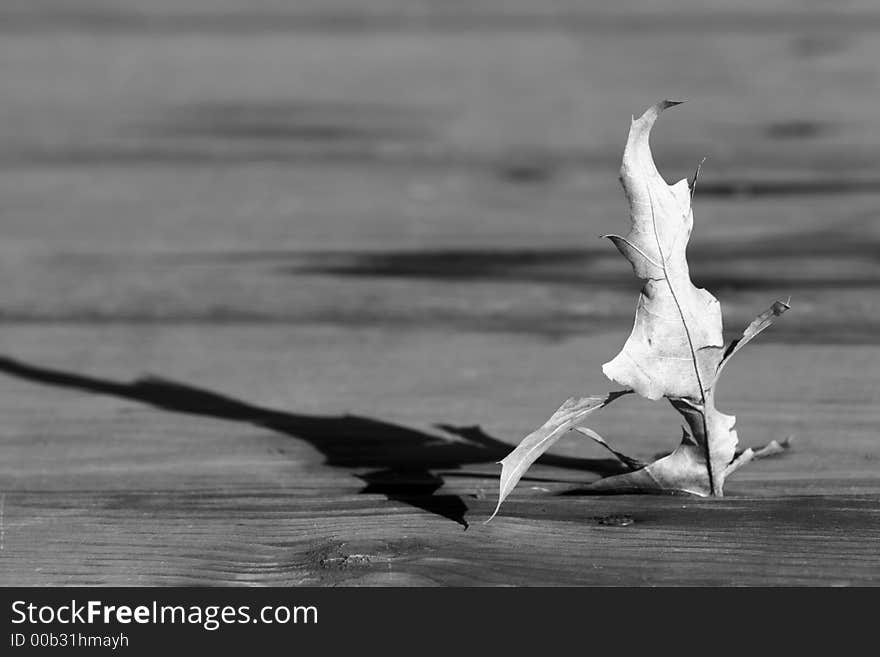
644 182 716 494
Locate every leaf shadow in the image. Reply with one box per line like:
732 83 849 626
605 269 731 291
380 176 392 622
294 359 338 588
0 355 624 528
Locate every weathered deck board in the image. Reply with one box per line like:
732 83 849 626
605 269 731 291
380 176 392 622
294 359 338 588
0 1 878 585
4 490 878 586
0 326 877 585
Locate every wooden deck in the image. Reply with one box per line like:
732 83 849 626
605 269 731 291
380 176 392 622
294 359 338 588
0 1 878 585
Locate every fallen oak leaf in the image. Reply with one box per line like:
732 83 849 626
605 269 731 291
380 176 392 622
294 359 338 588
486 391 629 522
601 100 734 493
488 100 790 519
601 100 789 496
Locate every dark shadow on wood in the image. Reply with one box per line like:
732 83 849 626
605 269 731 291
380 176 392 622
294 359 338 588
556 487 687 497
0 356 625 528
148 100 436 145
151 224 878 291
280 231 880 291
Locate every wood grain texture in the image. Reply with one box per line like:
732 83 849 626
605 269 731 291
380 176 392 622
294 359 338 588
0 326 877 585
0 1 878 585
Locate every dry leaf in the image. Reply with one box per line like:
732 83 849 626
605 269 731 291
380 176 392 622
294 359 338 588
488 101 789 519
596 100 789 496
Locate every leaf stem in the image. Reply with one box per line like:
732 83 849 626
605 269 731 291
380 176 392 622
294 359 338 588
645 184 716 494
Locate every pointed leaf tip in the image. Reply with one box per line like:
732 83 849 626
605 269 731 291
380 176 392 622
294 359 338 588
636 99 686 123
485 501 503 524
659 99 686 109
